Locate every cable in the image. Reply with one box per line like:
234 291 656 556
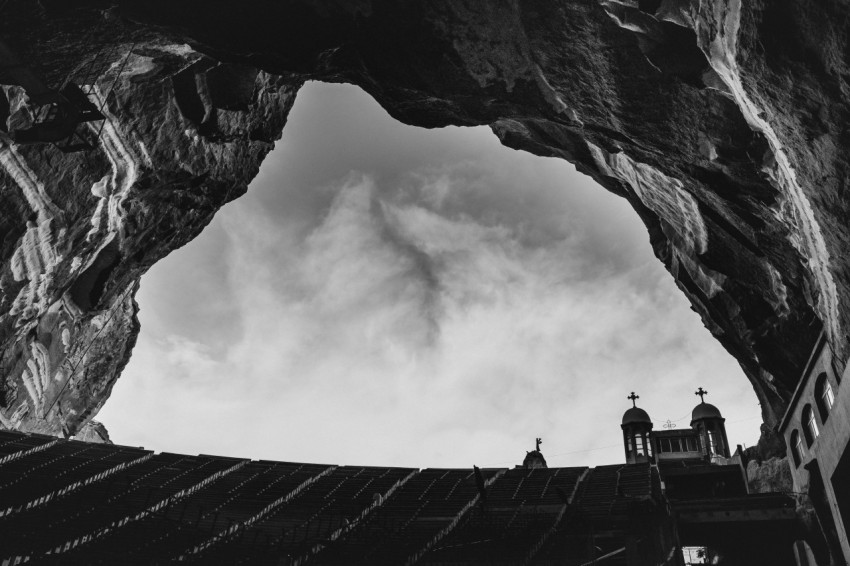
42 280 138 420
726 415 761 425
481 412 765 468
481 442 624 468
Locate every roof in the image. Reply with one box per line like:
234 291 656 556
522 450 547 468
691 402 722 422
622 406 651 425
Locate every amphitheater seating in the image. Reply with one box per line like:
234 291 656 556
574 463 652 521
527 464 653 565
0 430 56 459
317 467 503 564
0 439 148 510
198 465 415 565
0 431 666 566
417 467 586 565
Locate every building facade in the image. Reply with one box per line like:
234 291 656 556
780 332 850 565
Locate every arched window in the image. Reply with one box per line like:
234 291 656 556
815 373 835 423
636 435 646 457
707 430 718 455
802 405 819 447
790 430 804 467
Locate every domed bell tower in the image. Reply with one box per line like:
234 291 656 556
622 392 654 464
690 387 730 460
522 437 548 469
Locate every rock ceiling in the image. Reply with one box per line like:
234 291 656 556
0 0 847 457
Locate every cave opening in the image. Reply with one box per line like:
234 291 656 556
95 81 761 469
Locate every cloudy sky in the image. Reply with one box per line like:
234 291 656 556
97 82 761 469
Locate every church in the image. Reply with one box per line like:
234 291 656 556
0 388 812 565
617 390 799 564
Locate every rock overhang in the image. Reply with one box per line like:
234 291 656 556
0 0 846 458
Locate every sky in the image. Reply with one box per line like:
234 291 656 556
96 81 762 469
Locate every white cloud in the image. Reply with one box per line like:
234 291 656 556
97 82 761 469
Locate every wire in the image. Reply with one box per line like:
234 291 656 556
548 443 623 458
726 415 761 425
482 442 624 467
657 412 692 425
480 412 765 468
42 280 138 420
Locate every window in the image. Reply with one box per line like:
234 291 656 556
686 437 698 452
705 430 716 455
824 381 835 409
636 436 646 457
682 546 710 565
659 438 671 453
815 373 835 423
803 405 819 446
791 430 804 467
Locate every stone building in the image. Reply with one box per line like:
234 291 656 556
779 331 850 564
621 392 799 565
621 389 731 467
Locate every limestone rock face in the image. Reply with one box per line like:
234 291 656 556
0 3 298 435
74 419 111 444
0 1 848 450
745 456 793 494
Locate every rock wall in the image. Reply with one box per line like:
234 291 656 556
1 0 848 449
0 3 298 436
746 456 793 494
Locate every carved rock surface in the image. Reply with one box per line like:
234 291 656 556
0 1 848 453
745 455 793 494
0 3 298 435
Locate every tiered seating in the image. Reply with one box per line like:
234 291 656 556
419 467 586 565
529 464 651 565
319 468 503 565
218 465 415 565
489 467 587 505
169 460 336 564
575 463 651 521
0 439 148 511
0 429 667 565
2 452 243 561
45 454 247 562
530 512 630 566
0 431 56 460
87 459 338 564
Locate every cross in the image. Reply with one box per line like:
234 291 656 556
695 387 708 403
663 419 676 429
627 392 639 407
535 437 542 452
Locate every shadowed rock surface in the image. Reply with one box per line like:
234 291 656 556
0 0 848 459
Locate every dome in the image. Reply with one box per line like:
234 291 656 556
622 406 652 426
691 402 722 422
522 450 548 469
